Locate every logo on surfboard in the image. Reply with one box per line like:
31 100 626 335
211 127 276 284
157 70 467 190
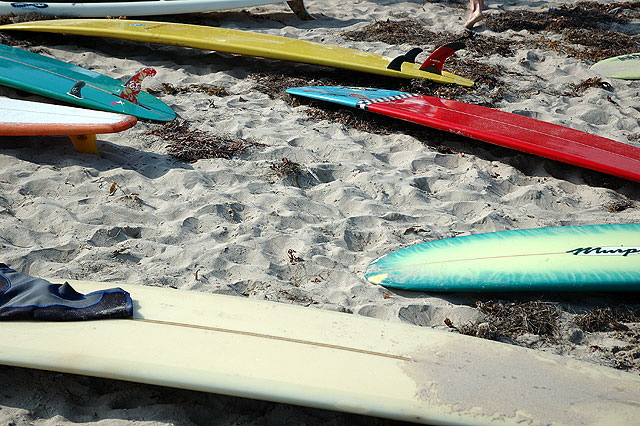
567 247 640 256
618 53 640 61
10 3 48 8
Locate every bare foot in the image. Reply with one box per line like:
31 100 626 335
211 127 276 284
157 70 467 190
465 10 484 29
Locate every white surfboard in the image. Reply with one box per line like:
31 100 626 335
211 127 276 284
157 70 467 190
0 279 638 425
0 0 312 19
0 97 137 153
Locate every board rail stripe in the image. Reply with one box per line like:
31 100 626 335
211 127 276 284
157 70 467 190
136 318 413 361
355 93 416 110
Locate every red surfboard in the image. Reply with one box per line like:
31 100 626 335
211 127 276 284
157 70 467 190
286 86 640 182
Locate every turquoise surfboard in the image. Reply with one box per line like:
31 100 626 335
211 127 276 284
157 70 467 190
364 224 640 292
0 44 174 121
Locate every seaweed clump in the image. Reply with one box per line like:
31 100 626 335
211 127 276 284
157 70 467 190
341 19 441 46
342 19 514 58
484 2 633 32
484 2 640 61
574 306 640 332
148 120 259 162
566 77 613 96
147 82 229 97
458 300 560 342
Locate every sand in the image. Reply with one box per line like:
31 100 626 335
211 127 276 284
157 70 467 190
0 0 639 424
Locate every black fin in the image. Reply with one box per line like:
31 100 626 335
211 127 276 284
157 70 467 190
387 48 423 71
67 81 86 99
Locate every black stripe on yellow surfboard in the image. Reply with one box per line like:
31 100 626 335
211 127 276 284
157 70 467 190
135 318 412 361
0 53 172 120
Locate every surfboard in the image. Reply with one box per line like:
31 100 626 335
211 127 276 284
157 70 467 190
0 19 474 86
0 97 137 154
591 53 640 80
0 0 313 20
285 86 640 182
364 223 640 292
0 43 175 122
0 279 638 425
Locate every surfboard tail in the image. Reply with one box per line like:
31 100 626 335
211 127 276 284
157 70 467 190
419 41 466 74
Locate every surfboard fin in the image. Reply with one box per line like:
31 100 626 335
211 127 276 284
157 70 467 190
287 0 314 20
69 134 99 155
119 67 157 105
419 41 466 74
387 48 423 71
67 81 86 99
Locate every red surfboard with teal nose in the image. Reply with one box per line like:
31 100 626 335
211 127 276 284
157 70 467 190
286 86 640 182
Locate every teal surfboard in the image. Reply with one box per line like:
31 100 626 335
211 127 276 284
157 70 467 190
365 224 640 291
0 44 174 121
591 53 640 80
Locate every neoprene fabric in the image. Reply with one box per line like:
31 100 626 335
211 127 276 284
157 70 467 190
0 264 133 320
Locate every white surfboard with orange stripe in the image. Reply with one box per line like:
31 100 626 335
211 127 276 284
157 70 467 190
0 97 137 154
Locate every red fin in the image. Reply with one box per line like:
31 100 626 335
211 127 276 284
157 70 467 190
119 67 157 104
419 42 465 74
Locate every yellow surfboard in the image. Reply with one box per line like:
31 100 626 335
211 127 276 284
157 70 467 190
0 19 474 86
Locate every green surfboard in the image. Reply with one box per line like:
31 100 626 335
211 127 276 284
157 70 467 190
365 224 640 292
0 43 175 121
591 53 640 80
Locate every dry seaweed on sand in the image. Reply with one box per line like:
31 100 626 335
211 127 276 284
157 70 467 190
341 20 515 58
269 157 304 178
147 82 229 97
147 120 260 162
565 77 613 96
484 2 640 62
574 306 640 332
458 300 560 342
484 2 635 33
604 196 635 212
268 157 320 188
341 19 443 46
250 73 321 99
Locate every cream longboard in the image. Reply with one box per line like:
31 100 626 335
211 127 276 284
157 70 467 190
0 97 137 154
0 279 639 425
0 19 473 85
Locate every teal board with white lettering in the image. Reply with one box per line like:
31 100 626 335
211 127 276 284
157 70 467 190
365 224 640 291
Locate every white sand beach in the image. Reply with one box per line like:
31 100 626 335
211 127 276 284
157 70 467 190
1 0 639 424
